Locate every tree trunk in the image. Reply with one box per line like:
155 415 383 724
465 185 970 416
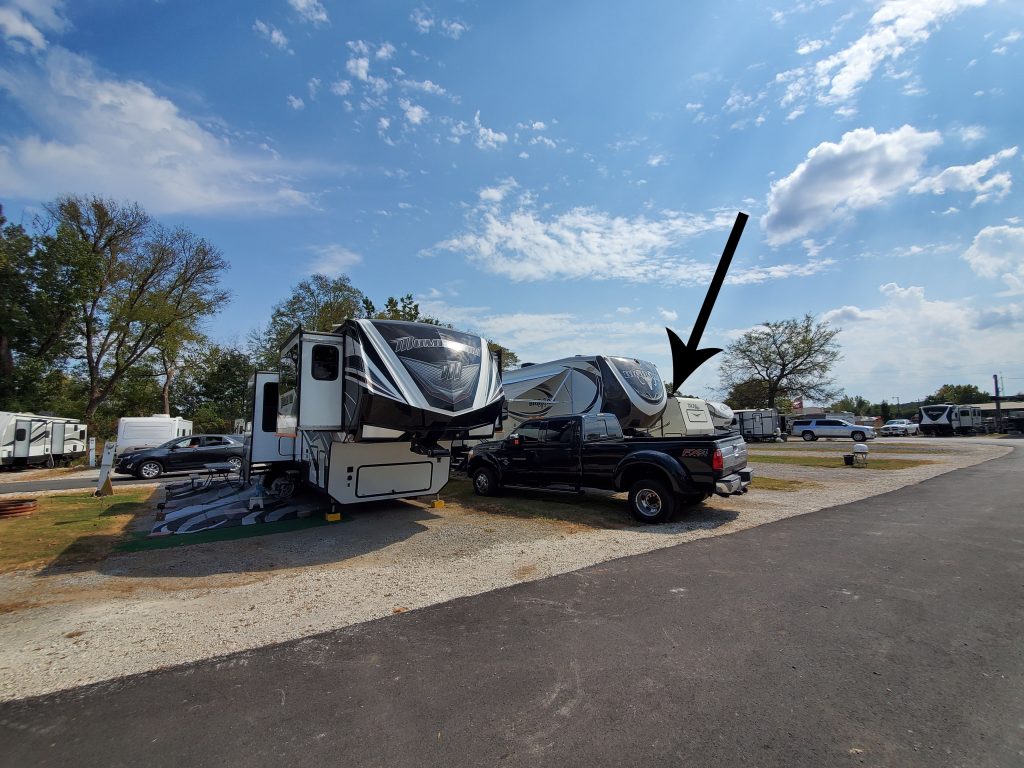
161 365 175 415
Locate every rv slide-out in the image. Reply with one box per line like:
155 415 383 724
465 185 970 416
1 411 88 468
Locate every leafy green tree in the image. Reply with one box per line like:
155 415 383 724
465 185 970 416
723 378 771 409
251 273 366 367
487 341 519 372
172 343 253 432
362 293 445 324
0 215 101 409
925 384 989 404
42 196 230 418
830 394 872 415
719 314 842 408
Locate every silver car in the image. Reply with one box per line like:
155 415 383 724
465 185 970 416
789 418 874 442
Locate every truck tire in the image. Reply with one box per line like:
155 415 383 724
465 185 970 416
471 466 500 497
628 478 675 524
801 431 816 442
851 431 866 442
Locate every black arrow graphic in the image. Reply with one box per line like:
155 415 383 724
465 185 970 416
667 211 748 394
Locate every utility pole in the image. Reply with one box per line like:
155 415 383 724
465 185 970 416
895 395 901 418
994 374 1003 433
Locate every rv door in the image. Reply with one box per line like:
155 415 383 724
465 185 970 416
13 420 32 459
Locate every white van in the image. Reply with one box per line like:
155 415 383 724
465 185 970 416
115 415 193 456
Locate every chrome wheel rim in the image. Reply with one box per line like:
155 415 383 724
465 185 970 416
634 489 662 518
228 458 242 472
474 473 489 493
140 462 160 479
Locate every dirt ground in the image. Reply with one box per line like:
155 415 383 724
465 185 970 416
0 437 1011 701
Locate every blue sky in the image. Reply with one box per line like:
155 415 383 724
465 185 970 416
2 0 1022 404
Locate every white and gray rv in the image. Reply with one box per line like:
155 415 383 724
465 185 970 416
918 403 983 436
500 355 667 435
733 408 785 442
0 411 87 468
244 319 504 504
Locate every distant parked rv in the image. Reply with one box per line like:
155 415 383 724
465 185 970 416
0 411 88 468
918 404 983 436
734 408 785 442
115 414 193 456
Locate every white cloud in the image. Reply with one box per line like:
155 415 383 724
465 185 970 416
909 146 1017 206
398 98 428 125
401 78 446 96
478 178 518 204
410 8 434 34
0 47 314 214
410 9 468 39
957 125 986 143
0 0 67 51
473 111 507 150
433 195 823 287
962 225 1024 294
763 125 942 245
288 0 328 24
775 1 986 116
821 282 1022 400
376 42 396 60
814 0 986 105
287 94 304 110
307 77 320 100
253 19 291 52
647 153 668 167
529 135 557 149
346 56 370 81
330 80 351 96
796 38 826 55
440 19 468 39
307 245 362 276
658 308 678 322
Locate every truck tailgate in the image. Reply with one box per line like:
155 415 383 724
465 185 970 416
718 436 748 474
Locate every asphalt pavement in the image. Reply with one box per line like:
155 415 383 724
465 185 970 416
0 472 181 494
1 448 1021 767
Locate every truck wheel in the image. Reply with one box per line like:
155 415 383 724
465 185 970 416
471 466 500 496
628 478 675 524
801 431 816 442
851 431 866 442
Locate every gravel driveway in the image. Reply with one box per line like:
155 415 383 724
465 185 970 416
0 437 1010 701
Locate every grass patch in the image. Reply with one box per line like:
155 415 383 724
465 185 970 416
749 441 949 455
0 488 155 572
752 476 810 492
116 516 329 553
749 454 935 470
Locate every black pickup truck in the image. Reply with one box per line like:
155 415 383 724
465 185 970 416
465 412 752 523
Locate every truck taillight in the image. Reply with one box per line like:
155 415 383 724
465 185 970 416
713 448 724 472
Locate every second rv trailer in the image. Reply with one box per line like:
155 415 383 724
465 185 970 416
918 404 983 436
501 355 667 435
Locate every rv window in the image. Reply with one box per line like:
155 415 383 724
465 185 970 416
311 344 339 381
15 428 26 441
960 409 970 417
261 382 279 432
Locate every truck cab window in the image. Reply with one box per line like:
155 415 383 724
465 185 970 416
546 418 575 444
517 423 542 445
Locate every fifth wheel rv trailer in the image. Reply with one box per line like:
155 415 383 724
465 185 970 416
918 404 983 436
501 355 667 435
248 319 504 504
114 415 193 456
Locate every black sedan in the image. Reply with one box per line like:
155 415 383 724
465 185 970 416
114 434 244 479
